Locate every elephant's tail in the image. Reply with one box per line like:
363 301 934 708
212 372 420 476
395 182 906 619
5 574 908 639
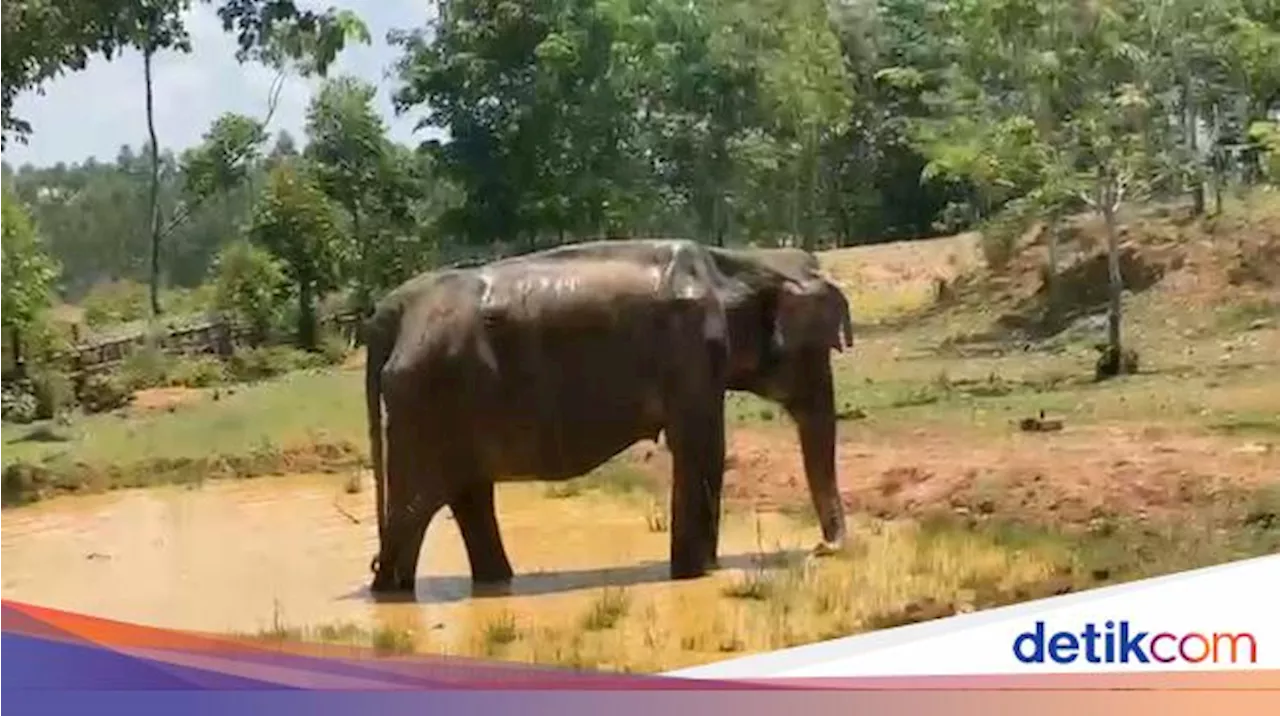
835 286 854 349
364 313 392 570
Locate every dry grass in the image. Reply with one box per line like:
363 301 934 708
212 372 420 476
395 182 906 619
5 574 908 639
243 512 1099 672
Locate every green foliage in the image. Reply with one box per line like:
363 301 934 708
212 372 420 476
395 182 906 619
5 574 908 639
180 113 269 203
28 366 75 420
248 159 349 350
119 343 175 391
2 1 369 145
165 355 229 388
1250 121 1280 181
247 159 348 283
316 329 350 366
1 382 39 424
304 75 396 309
1 184 61 340
80 280 152 326
225 345 325 383
80 372 133 414
210 239 288 344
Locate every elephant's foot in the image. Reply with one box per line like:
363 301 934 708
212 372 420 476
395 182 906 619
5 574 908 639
809 538 850 558
370 570 415 594
471 561 514 586
470 579 514 599
670 540 717 580
369 554 417 595
670 558 709 581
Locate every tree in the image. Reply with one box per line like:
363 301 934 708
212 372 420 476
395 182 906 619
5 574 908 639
1 184 61 377
247 159 348 350
129 0 194 319
180 113 269 205
2 1 369 146
2 1 371 321
304 76 387 313
210 239 287 345
911 0 1179 377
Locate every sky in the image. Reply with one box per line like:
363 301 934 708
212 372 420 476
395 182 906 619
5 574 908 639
1 1 441 169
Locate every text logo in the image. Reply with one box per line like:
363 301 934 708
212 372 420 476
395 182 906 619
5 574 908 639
1013 621 1258 665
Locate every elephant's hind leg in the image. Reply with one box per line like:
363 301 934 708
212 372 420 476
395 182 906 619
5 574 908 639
451 481 514 585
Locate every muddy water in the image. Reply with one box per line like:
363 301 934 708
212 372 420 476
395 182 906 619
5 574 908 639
1 474 815 655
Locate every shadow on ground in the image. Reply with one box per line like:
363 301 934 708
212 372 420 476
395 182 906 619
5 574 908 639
341 549 807 605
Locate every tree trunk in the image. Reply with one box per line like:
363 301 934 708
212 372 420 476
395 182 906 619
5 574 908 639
298 278 317 352
1103 201 1124 370
1210 104 1224 215
1184 82 1205 216
1045 218 1062 327
350 201 370 316
144 45 164 318
9 325 25 380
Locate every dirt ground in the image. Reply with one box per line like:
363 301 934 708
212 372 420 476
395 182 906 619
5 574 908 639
129 387 209 412
624 421 1278 530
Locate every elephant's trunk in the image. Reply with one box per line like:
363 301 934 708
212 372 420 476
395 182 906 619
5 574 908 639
787 352 848 551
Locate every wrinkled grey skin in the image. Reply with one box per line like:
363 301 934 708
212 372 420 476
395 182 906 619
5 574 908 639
364 239 854 594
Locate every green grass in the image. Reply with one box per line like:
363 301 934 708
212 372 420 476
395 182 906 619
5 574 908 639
3 368 364 468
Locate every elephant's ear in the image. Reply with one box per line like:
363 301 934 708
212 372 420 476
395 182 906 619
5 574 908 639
771 278 851 353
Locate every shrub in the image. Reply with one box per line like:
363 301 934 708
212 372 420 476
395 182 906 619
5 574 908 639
80 280 151 326
165 355 228 388
80 372 133 414
119 344 175 391
317 330 351 366
211 241 289 346
226 346 321 383
29 367 75 419
1 382 39 423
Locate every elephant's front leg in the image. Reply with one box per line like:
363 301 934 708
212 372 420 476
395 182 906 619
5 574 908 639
665 357 728 579
450 480 514 585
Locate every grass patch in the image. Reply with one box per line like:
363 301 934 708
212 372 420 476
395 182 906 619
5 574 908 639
580 587 631 631
721 569 775 601
1208 413 1280 437
580 464 660 497
481 611 522 654
544 479 585 499
247 620 417 656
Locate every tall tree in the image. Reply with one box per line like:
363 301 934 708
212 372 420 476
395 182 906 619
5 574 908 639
247 159 349 350
1 183 62 376
304 76 387 313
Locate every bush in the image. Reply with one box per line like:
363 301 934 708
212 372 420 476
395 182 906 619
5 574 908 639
226 346 322 383
317 330 351 366
211 241 289 345
29 367 75 419
80 372 133 414
165 355 228 388
80 280 151 326
2 382 39 423
119 344 175 391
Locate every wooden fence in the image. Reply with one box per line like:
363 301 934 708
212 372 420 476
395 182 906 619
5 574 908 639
2 311 365 386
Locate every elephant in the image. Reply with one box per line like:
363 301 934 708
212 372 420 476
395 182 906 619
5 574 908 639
363 239 854 594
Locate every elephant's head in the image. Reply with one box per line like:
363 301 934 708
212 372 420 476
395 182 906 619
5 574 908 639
708 247 853 554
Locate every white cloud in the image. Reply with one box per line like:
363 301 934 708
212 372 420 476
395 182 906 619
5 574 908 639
1 1 441 168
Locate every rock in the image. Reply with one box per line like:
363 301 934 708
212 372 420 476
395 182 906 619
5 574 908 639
1019 411 1065 432
1248 318 1274 331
